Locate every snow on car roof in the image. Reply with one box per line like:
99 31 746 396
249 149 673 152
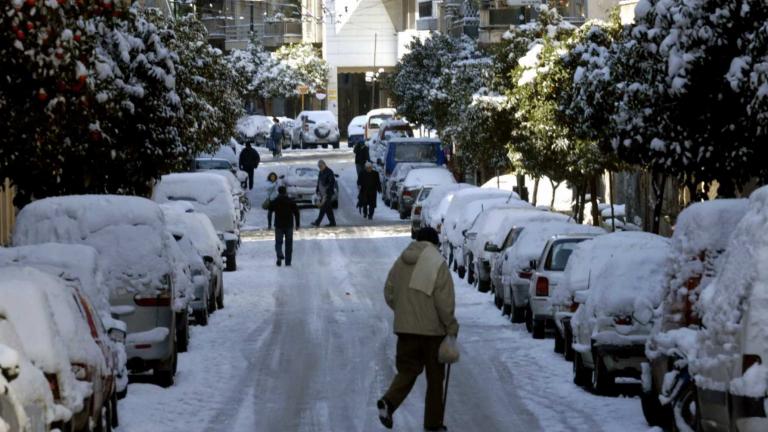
381 119 410 128
13 195 174 297
487 209 571 249
552 238 598 307
694 187 768 384
299 110 336 123
421 183 474 227
366 108 396 118
161 206 223 265
0 243 110 322
392 163 437 181
672 199 749 258
505 222 605 274
205 170 243 194
349 115 367 126
580 232 672 317
153 173 237 233
236 115 273 137
403 168 456 189
443 188 519 219
0 267 90 409
446 198 530 245
386 137 441 144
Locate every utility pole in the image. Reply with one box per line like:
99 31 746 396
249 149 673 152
371 32 377 109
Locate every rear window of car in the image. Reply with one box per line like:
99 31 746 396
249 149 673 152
394 143 438 163
417 188 432 202
368 115 392 128
545 239 585 271
195 159 232 170
295 167 319 177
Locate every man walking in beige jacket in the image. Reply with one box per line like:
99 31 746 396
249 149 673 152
378 227 459 431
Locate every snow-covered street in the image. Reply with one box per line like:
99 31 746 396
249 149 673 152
118 151 649 432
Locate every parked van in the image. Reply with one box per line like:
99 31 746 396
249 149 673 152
364 108 396 140
692 187 768 432
380 138 445 176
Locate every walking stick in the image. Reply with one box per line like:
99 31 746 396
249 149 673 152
442 364 452 424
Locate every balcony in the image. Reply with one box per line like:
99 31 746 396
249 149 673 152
263 20 303 47
416 17 438 31
201 16 227 39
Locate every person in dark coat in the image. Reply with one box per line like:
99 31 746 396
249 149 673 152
311 160 337 227
353 142 370 180
269 117 283 158
357 162 381 220
239 143 261 190
268 186 300 266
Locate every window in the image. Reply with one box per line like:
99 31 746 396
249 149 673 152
394 143 438 163
418 1 433 18
545 239 585 271
502 227 523 250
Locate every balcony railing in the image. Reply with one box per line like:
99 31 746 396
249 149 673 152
263 20 303 47
416 17 438 31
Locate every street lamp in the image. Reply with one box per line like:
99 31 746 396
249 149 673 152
366 68 385 109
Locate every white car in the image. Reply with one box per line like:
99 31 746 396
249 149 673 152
641 199 748 430
194 157 248 190
14 195 182 386
528 233 603 339
419 183 474 232
236 115 273 146
347 115 367 148
294 110 340 149
153 172 241 271
281 166 321 206
499 221 603 324
0 343 30 432
0 267 92 429
383 162 436 209
364 108 396 141
571 232 672 395
398 167 456 220
682 191 768 432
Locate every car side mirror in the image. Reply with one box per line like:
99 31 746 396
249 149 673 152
0 348 19 382
529 259 538 270
574 290 589 305
484 242 500 253
108 327 127 344
279 175 285 179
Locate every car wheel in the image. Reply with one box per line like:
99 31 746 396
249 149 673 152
467 268 475 285
194 306 209 326
511 302 526 324
332 142 340 149
399 211 408 220
452 259 458 272
391 200 399 210
641 390 672 428
591 351 614 395
176 313 189 353
494 290 502 310
154 341 177 387
502 302 511 317
532 318 545 339
673 381 698 432
216 282 224 310
554 328 565 354
457 266 466 279
225 253 237 272
94 401 111 432
321 143 328 149
478 279 490 293
564 327 575 361
525 306 534 333
573 352 591 387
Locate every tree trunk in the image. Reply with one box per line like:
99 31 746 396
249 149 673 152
576 179 587 223
589 175 600 227
517 174 527 202
608 171 616 232
651 171 667 234
549 179 561 210
532 177 540 207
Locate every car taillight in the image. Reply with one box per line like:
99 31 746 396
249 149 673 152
518 270 532 280
71 363 88 380
403 189 412 197
743 354 762 374
614 315 633 326
45 373 61 401
414 206 422 216
535 277 549 296
134 293 171 307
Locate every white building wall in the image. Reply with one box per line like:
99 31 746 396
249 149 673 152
586 0 620 20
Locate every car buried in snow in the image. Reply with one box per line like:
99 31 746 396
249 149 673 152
398 167 456 220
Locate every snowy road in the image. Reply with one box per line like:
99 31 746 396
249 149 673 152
119 149 651 432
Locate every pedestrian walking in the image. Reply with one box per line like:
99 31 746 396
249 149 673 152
357 162 381 220
263 171 280 220
270 117 284 158
268 186 300 267
239 142 261 190
353 141 370 180
311 160 337 227
378 227 459 432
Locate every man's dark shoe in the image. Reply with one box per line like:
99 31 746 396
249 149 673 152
377 399 393 429
325 223 336 227
424 426 447 431
285 261 291 267
310 221 319 227
276 258 282 267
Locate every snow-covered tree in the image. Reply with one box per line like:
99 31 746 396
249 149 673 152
274 43 328 94
228 40 301 102
0 1 191 202
610 0 768 203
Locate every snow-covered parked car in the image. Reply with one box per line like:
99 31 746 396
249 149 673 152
528 233 604 339
398 167 456 220
383 162 436 209
690 188 768 432
438 188 519 262
499 221 602 324
641 199 748 429
193 157 249 190
236 115 273 146
280 166 321 206
347 115 367 147
0 243 130 428
202 169 249 224
13 195 182 386
364 108 396 141
419 183 474 233
487 211 572 307
0 267 92 430
453 198 532 280
294 110 340 149
370 119 414 154
161 206 225 327
153 173 241 271
571 232 672 395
